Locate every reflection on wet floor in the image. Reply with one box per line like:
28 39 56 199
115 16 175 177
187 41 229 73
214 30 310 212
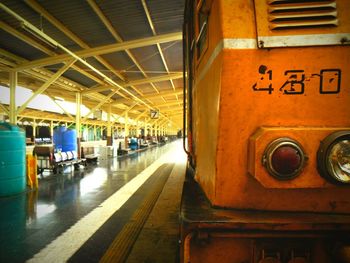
0 142 177 263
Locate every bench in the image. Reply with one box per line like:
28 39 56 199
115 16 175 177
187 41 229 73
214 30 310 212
33 146 84 175
53 151 83 173
81 146 99 163
117 147 131 156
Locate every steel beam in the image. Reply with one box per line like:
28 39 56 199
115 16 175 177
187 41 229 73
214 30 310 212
24 0 135 93
15 32 181 71
76 92 82 141
88 0 162 95
82 90 119 122
113 89 182 105
9 71 17 124
82 72 182 95
46 93 75 121
141 0 178 95
17 60 76 114
0 103 9 115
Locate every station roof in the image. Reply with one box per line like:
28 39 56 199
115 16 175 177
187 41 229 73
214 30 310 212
0 0 184 130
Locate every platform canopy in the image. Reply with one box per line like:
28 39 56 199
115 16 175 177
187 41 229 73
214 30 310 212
0 0 184 130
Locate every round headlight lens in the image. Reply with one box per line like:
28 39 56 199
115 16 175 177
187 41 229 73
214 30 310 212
263 138 306 180
318 131 350 184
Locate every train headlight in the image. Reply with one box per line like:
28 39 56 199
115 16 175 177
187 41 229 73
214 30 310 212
317 131 350 184
263 138 306 180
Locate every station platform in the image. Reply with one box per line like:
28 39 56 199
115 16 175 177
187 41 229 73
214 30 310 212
0 140 186 263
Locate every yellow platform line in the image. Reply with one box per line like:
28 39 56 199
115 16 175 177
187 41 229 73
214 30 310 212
99 163 174 263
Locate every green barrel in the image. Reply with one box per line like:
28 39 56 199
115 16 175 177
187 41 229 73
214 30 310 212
0 122 26 196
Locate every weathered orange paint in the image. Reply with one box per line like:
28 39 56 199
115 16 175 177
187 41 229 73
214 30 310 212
195 0 223 71
214 47 350 212
220 0 256 39
191 0 223 201
182 0 350 261
191 0 350 212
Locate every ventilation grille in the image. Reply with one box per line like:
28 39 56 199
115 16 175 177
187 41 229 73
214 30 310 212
268 0 338 30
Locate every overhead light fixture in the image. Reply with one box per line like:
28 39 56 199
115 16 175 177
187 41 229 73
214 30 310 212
54 96 65 101
20 22 58 49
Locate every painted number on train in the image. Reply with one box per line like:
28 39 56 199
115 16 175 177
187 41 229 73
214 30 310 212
252 65 341 95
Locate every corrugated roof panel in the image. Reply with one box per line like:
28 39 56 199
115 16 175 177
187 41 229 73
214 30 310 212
62 69 97 88
101 53 135 74
95 0 153 41
0 29 47 60
100 90 113 97
172 79 183 88
138 84 157 94
160 41 183 72
75 57 111 78
124 86 140 97
78 58 105 72
146 0 185 34
154 80 173 91
130 45 166 74
37 0 115 48
0 1 80 53
123 71 145 82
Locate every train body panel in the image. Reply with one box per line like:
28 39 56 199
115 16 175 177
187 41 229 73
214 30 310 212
189 0 350 212
215 46 350 212
181 0 350 262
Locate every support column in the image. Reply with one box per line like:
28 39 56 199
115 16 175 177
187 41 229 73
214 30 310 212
155 123 159 141
9 71 17 125
124 111 129 148
107 104 112 146
32 119 37 144
76 92 82 157
157 122 160 138
93 125 97 141
136 122 141 138
50 120 54 142
150 125 154 137
144 117 148 138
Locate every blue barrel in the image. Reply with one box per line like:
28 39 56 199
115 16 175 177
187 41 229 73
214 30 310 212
53 126 66 151
0 122 26 196
62 129 77 152
129 138 138 150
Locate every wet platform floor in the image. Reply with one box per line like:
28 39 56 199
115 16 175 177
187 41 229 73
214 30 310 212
0 140 186 262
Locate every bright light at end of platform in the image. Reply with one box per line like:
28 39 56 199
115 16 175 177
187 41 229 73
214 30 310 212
164 141 187 164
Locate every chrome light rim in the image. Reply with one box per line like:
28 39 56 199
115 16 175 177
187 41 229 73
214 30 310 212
262 138 306 180
317 131 350 184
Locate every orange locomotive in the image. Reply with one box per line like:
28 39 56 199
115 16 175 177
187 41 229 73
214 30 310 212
181 0 350 262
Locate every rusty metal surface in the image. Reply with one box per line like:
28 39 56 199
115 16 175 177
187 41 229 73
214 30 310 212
180 171 350 232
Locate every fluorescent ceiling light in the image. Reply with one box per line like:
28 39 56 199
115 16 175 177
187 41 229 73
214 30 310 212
54 96 65 101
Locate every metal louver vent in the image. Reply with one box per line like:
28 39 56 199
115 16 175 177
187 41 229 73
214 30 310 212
268 0 338 30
